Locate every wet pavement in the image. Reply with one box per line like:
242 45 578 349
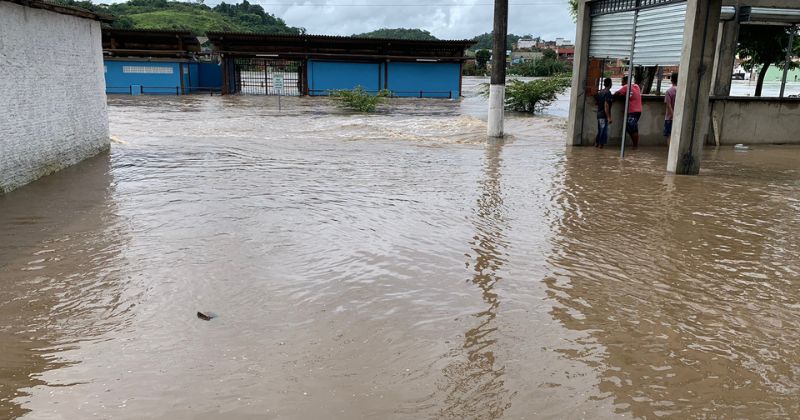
1 78 799 419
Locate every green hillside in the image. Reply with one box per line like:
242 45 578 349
126 10 241 32
54 0 301 35
354 28 438 40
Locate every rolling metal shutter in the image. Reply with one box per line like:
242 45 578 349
588 11 636 60
633 2 687 66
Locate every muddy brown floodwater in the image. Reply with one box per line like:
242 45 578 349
1 78 800 419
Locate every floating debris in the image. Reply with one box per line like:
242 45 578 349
197 311 216 321
734 144 751 151
110 135 128 145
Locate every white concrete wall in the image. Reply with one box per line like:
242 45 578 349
711 99 800 145
0 2 109 194
580 97 670 146
579 95 800 146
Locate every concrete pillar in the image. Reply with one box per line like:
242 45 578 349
566 0 591 146
487 0 508 138
711 19 740 97
708 20 739 146
666 0 722 175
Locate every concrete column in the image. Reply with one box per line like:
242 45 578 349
708 19 739 146
711 19 740 97
666 0 722 175
566 0 592 146
487 0 508 138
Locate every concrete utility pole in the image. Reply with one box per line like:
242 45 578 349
487 0 508 138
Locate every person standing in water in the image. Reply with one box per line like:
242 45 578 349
595 78 613 148
664 72 678 145
614 75 643 148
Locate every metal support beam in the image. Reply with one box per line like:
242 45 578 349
566 0 592 146
722 0 800 8
667 0 722 175
620 8 640 158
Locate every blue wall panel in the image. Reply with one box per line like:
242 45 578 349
308 60 381 95
104 60 182 95
196 62 223 91
387 62 461 98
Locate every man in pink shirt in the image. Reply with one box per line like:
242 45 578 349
614 75 643 148
664 72 678 145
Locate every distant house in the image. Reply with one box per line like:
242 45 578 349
557 47 575 63
516 38 538 50
0 0 111 193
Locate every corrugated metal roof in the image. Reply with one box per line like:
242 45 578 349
1 0 114 22
206 32 475 47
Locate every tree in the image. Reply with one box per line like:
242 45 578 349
469 32 523 52
543 49 557 60
476 49 491 69
483 75 571 114
569 0 578 21
738 25 799 97
353 28 438 40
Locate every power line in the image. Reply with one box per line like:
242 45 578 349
252 1 568 6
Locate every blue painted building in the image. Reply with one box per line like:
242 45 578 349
207 33 474 98
102 29 223 95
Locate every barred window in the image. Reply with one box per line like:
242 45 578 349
122 66 174 74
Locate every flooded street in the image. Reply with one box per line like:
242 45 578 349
2 78 800 419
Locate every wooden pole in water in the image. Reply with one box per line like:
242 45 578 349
487 0 508 138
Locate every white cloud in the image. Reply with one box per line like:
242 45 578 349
247 0 576 40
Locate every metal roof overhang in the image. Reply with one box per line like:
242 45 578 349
103 28 201 58
1 0 114 22
206 33 475 62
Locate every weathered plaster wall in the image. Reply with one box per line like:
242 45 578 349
0 2 109 193
579 96 670 146
578 95 800 147
710 98 800 145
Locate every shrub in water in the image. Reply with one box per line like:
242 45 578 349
330 86 391 112
484 74 571 114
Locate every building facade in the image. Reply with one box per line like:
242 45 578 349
103 29 223 95
0 0 111 193
207 33 474 99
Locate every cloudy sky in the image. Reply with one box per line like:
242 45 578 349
240 0 576 40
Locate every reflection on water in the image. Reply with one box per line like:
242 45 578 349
439 140 513 418
547 146 800 418
0 154 132 418
0 80 799 418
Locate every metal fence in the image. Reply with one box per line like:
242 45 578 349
309 89 454 99
106 86 222 95
233 58 302 96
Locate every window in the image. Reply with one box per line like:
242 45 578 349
122 66 174 74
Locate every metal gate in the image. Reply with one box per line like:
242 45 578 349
232 58 302 96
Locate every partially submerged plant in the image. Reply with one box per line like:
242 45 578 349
482 74 572 114
330 86 391 112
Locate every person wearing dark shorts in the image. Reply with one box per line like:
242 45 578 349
664 72 678 144
614 75 643 148
595 78 613 148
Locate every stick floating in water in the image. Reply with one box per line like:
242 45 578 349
110 135 128 145
197 311 216 321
